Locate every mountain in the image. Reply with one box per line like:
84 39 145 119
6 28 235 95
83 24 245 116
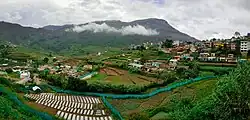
0 18 197 53
42 24 74 31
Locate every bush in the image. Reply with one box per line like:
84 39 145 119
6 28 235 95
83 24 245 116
0 77 11 87
5 68 13 74
129 68 140 74
167 62 250 120
128 112 149 120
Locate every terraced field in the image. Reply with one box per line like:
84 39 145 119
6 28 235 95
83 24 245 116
108 79 218 119
25 93 112 120
88 67 160 86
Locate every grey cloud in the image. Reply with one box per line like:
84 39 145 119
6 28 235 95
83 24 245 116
0 0 250 39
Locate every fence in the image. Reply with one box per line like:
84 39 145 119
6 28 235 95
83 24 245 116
47 76 216 120
101 96 124 120
0 85 53 120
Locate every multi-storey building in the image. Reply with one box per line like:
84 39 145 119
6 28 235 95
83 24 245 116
240 41 250 53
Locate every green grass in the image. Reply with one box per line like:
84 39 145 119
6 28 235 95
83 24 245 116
87 73 108 83
0 84 43 120
8 73 19 79
200 66 234 70
199 71 215 77
88 73 134 85
108 78 218 119
150 112 169 120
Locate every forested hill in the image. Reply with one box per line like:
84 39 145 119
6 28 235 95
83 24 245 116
0 18 197 53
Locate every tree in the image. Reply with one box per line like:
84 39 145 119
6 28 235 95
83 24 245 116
234 31 241 38
49 52 52 57
211 38 217 41
52 58 57 62
67 77 88 91
128 112 149 120
247 33 250 38
5 68 13 74
168 63 250 120
0 44 12 58
43 57 49 64
162 39 173 48
247 50 250 59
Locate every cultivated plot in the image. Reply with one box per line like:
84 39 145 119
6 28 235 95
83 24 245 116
25 93 112 120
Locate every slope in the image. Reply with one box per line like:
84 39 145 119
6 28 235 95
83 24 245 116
0 18 197 53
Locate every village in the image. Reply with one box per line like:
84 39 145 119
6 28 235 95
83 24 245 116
0 33 249 120
1 33 250 86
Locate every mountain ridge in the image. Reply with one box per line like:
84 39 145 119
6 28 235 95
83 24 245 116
0 18 197 53
42 18 197 41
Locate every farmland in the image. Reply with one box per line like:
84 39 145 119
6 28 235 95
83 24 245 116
107 78 218 119
24 93 112 120
88 67 161 86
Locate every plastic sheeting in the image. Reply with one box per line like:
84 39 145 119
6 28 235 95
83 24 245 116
47 76 216 120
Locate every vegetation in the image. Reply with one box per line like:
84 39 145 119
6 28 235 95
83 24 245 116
0 77 43 120
162 39 173 48
158 63 249 119
0 43 13 58
177 61 200 79
109 79 218 119
40 71 178 94
110 63 249 120
0 95 42 120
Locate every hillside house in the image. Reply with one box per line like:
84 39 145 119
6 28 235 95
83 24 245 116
169 59 178 70
152 62 162 68
20 71 31 82
199 53 210 57
228 43 236 50
128 63 144 70
241 41 250 53
190 45 197 53
83 65 93 70
214 42 224 48
198 53 210 61
228 54 234 58
173 56 181 61
207 57 217 61
173 40 180 46
211 53 216 57
204 41 212 48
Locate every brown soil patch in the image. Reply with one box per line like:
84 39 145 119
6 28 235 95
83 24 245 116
18 93 57 115
26 101 58 115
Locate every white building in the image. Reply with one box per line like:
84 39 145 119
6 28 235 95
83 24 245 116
128 63 144 69
173 40 180 46
20 71 31 82
240 41 250 53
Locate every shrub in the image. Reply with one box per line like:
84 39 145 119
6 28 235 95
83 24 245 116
5 68 13 74
128 112 150 120
0 77 11 87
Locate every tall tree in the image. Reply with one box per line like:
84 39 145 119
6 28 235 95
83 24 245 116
162 39 173 48
43 57 49 64
247 50 250 60
234 31 241 38
0 44 12 58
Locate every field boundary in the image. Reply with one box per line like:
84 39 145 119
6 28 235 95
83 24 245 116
0 85 53 120
46 76 216 120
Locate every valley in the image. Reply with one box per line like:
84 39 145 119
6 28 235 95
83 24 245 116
0 19 249 120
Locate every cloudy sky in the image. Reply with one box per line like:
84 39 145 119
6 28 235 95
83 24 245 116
0 0 249 40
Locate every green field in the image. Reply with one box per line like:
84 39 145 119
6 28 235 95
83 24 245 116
108 78 218 119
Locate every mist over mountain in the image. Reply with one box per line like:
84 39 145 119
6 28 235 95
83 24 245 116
0 18 197 53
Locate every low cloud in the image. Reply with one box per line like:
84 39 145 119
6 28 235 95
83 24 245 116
66 23 159 36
